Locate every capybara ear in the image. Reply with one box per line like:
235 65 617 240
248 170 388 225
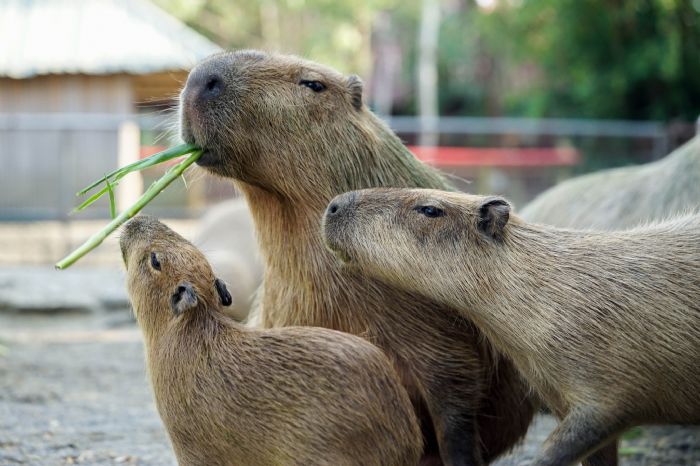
171 282 198 316
477 197 510 241
347 75 363 110
215 278 233 307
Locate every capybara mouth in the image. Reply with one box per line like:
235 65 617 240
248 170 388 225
333 248 353 264
324 240 353 264
194 148 221 168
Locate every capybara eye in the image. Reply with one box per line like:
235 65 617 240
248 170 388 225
150 252 161 271
299 80 326 92
416 205 445 218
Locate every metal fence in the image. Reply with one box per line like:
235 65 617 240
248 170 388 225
0 112 695 222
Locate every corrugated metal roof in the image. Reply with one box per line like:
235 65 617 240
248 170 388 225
0 0 222 79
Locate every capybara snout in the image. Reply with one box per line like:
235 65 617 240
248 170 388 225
323 191 358 260
120 214 177 258
326 191 357 217
185 68 224 103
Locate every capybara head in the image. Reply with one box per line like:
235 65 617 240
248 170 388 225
322 188 511 299
180 50 368 192
120 216 232 327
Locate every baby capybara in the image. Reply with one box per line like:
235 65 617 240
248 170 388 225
322 188 700 466
120 215 422 466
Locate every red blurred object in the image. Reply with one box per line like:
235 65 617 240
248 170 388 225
140 145 167 158
408 146 579 167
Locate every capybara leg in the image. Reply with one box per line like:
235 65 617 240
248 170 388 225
419 454 445 466
477 357 537 462
426 400 482 466
532 409 621 466
582 438 619 466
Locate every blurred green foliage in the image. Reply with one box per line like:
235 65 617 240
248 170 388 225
153 0 396 74
156 0 700 121
479 0 700 120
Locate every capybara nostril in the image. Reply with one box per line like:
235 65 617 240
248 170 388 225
201 74 223 100
326 192 356 218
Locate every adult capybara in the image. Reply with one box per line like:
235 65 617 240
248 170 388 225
322 187 700 466
521 136 700 229
193 198 262 321
120 215 422 466
180 50 535 465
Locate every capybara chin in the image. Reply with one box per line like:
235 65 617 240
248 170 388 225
119 215 423 466
180 49 536 466
322 187 700 466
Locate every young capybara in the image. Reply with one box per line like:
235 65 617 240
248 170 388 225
120 215 423 466
180 49 535 466
521 136 700 230
322 187 700 466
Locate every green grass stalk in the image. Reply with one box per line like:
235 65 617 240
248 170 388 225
55 150 203 270
77 143 199 196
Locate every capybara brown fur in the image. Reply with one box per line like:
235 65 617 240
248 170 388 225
180 50 536 465
322 187 700 466
194 198 262 321
521 136 700 229
120 215 423 466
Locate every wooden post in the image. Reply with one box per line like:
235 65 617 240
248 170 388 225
417 0 441 163
117 120 143 213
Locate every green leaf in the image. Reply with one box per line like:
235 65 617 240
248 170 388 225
77 143 199 196
73 181 120 213
105 176 117 219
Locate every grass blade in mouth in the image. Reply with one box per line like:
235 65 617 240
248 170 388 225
105 176 117 219
55 149 203 270
77 143 199 196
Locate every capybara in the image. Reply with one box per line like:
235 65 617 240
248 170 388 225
322 187 700 466
193 198 262 321
521 136 700 229
120 215 422 466
180 50 536 465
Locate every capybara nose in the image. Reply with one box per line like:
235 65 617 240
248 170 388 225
183 65 225 108
326 192 357 218
188 72 224 101
201 74 224 99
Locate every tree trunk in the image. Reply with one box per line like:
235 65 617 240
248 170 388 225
417 0 441 157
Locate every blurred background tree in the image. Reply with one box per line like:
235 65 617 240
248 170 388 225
156 0 700 122
477 0 700 121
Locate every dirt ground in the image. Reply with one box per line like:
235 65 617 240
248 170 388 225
0 267 698 466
